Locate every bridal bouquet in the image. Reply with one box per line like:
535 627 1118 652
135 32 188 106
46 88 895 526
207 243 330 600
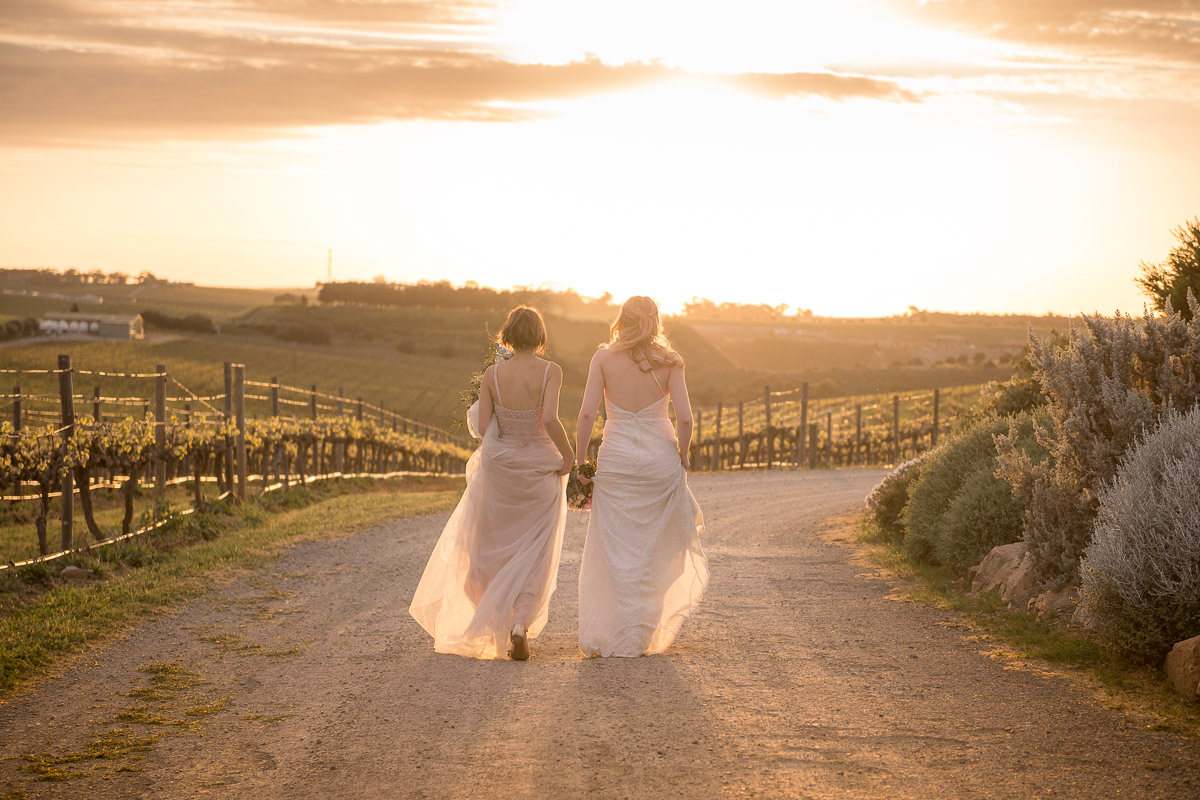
567 461 597 510
460 338 513 438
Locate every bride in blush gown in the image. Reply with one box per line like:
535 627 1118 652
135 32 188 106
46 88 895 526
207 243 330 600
574 296 709 657
410 306 574 660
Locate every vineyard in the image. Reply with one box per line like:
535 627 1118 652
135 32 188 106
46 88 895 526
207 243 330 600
3 352 987 567
681 383 984 470
1 356 472 567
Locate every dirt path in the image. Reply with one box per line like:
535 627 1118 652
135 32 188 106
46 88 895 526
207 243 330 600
2 470 1198 799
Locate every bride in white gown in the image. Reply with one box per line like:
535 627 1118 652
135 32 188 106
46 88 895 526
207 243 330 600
410 306 574 660
574 296 709 657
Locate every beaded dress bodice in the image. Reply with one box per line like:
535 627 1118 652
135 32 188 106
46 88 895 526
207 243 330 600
492 362 552 445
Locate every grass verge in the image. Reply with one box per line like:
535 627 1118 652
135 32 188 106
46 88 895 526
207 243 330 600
852 516 1200 738
0 476 462 699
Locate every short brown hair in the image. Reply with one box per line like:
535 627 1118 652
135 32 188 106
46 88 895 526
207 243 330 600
499 305 547 353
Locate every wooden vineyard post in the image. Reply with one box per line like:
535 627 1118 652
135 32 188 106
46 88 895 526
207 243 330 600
825 411 833 468
932 388 941 448
892 394 900 465
335 387 345 474
93 386 101 422
154 364 167 516
712 403 722 470
798 383 808 468
234 364 248 503
223 362 234 494
12 385 21 431
356 397 364 423
183 403 192 483
764 386 772 470
695 410 703 471
57 355 75 551
268 376 281 485
737 401 745 467
310 385 320 476
807 423 819 469
855 405 863 466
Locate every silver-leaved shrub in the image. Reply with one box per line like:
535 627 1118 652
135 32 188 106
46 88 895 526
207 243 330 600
865 452 930 544
1079 405 1200 662
996 295 1200 588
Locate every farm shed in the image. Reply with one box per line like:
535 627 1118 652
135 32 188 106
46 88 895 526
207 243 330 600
39 311 144 340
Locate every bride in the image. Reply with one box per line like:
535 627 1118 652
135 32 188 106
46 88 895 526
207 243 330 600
409 306 573 660
574 296 709 657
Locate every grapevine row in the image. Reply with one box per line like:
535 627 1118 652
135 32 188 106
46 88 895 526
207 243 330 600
2 416 471 558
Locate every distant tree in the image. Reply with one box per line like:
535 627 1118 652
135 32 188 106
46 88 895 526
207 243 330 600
1137 217 1200 320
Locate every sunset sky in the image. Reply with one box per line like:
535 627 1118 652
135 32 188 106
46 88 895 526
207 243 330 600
2 1 1199 316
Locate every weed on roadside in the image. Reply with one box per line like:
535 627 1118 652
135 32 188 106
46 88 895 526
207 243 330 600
23 729 160 781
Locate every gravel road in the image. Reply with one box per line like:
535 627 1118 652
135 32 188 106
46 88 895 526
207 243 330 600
2 469 1198 799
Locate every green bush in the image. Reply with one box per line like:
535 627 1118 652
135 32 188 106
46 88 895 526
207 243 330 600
865 453 927 544
903 412 1049 571
1080 405 1200 663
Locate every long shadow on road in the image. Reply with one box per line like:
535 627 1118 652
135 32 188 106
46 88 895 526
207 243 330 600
2 469 1198 800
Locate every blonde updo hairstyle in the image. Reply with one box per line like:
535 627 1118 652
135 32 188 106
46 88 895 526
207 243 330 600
606 296 683 372
498 305 547 354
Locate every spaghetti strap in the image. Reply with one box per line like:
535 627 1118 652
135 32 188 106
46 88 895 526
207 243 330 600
649 367 666 396
538 362 551 407
492 363 503 407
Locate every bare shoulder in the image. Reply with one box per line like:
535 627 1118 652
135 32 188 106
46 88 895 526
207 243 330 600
544 359 564 377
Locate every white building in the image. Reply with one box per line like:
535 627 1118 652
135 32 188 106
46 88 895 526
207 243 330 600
39 312 144 340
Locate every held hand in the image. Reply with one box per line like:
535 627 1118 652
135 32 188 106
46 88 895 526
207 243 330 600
576 465 593 485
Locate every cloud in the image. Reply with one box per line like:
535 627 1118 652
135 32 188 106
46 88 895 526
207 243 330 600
727 71 922 103
900 1 1200 64
0 2 920 143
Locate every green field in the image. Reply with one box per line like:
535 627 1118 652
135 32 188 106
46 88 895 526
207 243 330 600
0 278 1041 431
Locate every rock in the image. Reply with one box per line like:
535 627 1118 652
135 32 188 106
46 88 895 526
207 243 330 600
970 542 1026 595
999 553 1041 609
1164 637 1200 701
59 565 94 581
1034 584 1078 620
1069 604 1095 632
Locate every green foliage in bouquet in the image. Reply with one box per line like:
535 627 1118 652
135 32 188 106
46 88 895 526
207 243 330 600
567 461 597 510
457 326 512 428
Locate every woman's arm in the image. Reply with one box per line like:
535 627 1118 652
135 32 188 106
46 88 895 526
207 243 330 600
575 351 605 468
477 365 494 439
541 364 574 475
667 364 693 470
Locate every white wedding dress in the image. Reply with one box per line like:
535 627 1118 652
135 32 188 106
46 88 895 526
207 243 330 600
410 363 567 659
578 374 709 657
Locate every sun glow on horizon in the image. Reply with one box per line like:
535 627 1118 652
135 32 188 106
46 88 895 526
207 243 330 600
2 0 1198 317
